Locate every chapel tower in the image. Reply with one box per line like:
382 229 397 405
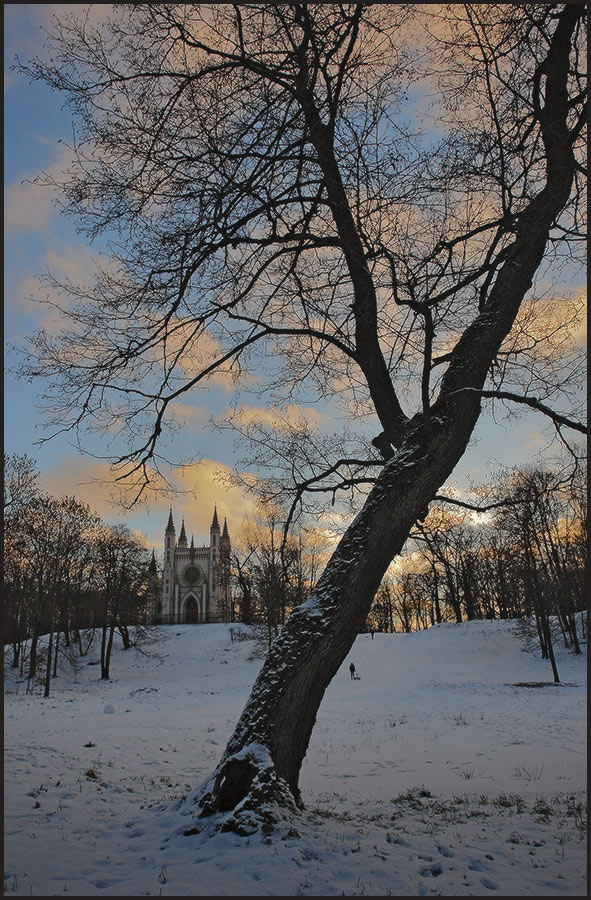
161 509 176 618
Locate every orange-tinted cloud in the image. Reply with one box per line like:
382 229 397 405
227 403 327 431
38 452 260 550
4 176 57 235
167 459 257 538
38 456 170 519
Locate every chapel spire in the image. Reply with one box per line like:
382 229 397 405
211 506 220 531
166 509 175 533
178 518 188 547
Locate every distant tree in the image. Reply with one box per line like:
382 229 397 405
231 510 320 647
369 567 444 634
3 452 155 684
366 576 397 634
414 511 467 624
469 530 521 621
93 524 149 680
231 548 255 626
3 453 40 512
15 5 586 826
493 464 586 680
15 494 99 696
3 454 43 667
399 458 586 666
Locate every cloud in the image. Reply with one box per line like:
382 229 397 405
44 247 95 284
5 4 115 63
510 290 586 346
167 401 210 432
228 403 327 431
38 457 170 520
569 288 587 348
141 318 257 394
170 459 259 541
5 238 105 343
4 176 57 235
4 141 78 236
523 430 547 452
38 453 260 552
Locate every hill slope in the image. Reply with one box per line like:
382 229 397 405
4 619 587 896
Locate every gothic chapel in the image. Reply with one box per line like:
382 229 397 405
147 508 231 624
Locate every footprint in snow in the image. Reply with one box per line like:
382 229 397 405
420 863 444 878
469 857 487 871
480 877 500 891
387 835 411 847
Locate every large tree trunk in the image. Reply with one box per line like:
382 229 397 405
193 409 485 830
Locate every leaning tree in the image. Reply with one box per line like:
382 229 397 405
15 4 586 830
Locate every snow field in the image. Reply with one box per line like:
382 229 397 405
4 619 587 896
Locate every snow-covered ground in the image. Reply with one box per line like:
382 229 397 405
4 618 587 896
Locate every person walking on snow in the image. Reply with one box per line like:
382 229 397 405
349 662 356 680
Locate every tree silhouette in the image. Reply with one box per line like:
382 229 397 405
15 4 586 830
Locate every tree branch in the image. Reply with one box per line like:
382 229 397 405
456 387 587 435
432 494 524 513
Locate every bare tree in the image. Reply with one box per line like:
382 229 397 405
15 493 99 696
231 509 320 648
93 524 150 680
366 576 397 634
492 463 586 679
3 454 42 668
3 453 40 512
14 5 586 828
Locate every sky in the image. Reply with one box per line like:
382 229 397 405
4 4 586 558
3 5 268 549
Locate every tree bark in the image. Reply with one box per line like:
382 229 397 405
101 622 115 680
44 626 54 699
28 629 39 685
52 627 60 679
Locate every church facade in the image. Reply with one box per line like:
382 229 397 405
147 507 231 624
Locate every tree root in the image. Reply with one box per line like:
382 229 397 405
190 744 302 836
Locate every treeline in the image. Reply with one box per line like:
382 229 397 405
5 453 585 692
4 454 150 695
229 463 586 675
368 463 586 678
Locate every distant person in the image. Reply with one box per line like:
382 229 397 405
349 662 356 680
